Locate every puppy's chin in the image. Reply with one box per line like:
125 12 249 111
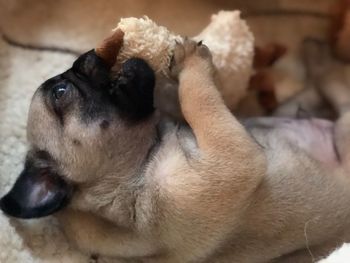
0 167 72 219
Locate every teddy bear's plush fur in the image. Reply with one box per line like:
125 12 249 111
111 11 254 111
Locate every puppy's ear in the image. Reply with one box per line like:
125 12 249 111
72 50 110 87
71 29 124 86
0 160 72 219
110 58 156 120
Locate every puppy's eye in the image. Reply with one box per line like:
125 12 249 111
53 84 68 100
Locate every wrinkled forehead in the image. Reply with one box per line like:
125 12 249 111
25 49 157 158
27 88 60 150
27 50 112 140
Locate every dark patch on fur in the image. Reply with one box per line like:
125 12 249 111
296 105 312 119
100 120 110 130
72 139 81 146
90 254 99 262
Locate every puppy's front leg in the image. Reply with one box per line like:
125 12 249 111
160 41 266 261
172 40 266 195
57 209 159 259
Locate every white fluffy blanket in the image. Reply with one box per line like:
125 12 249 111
0 38 91 262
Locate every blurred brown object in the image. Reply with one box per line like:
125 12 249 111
249 70 278 113
0 0 243 52
95 29 124 68
253 43 287 69
329 0 350 61
249 42 287 113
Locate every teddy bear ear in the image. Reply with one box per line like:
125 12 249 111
95 29 124 68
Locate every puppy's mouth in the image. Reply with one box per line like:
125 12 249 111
0 162 73 219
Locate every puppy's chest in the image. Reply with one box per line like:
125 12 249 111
148 126 199 183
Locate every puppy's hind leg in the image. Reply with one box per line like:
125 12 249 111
302 39 350 167
302 39 350 116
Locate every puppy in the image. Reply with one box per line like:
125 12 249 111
2 36 350 263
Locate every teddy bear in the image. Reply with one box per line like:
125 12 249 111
95 11 255 116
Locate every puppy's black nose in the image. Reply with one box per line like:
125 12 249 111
0 193 22 218
0 167 73 219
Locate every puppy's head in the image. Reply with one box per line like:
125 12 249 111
0 49 156 219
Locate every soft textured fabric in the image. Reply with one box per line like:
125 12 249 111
116 11 254 110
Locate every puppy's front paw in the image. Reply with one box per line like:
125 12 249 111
170 38 214 80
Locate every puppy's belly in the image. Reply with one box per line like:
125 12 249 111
243 117 339 167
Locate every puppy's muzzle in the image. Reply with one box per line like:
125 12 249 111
0 167 72 219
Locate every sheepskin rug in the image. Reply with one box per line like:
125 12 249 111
0 0 348 262
0 37 89 262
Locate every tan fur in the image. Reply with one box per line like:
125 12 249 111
26 40 350 262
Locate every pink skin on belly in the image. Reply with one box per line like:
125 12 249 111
276 118 339 167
